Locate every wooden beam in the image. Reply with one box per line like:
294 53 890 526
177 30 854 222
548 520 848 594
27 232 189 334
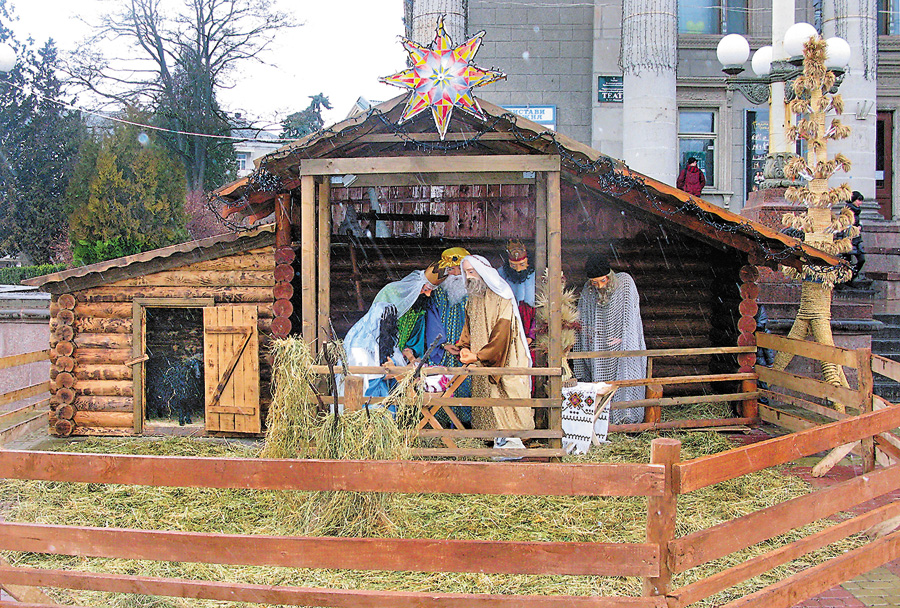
756 366 862 410
0 555 57 606
301 176 316 345
308 365 562 376
0 382 49 408
610 417 757 433
0 350 49 370
547 171 562 451
535 172 547 279
326 171 536 188
643 439 680 599
756 332 859 368
568 346 755 360
317 177 331 347
410 447 567 458
858 347 876 472
0 566 666 608
674 404 900 494
0 450 665 497
299 155 560 176
873 354 900 384
0 521 659 577
354 132 521 143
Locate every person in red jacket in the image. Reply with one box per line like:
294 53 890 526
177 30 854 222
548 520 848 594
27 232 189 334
676 157 706 196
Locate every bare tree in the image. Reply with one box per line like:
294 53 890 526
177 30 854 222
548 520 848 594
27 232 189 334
70 0 295 191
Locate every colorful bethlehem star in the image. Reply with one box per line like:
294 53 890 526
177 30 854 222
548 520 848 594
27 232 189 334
380 15 506 140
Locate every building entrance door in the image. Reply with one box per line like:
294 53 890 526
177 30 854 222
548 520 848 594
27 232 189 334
876 111 893 220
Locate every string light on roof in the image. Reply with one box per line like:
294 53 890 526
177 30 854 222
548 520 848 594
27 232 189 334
379 15 506 140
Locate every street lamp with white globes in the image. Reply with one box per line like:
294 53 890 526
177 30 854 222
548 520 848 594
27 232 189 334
715 22 851 190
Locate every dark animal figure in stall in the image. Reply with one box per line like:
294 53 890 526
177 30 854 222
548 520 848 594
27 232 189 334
158 353 204 425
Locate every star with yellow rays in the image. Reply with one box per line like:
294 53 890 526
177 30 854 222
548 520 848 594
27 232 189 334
380 15 506 140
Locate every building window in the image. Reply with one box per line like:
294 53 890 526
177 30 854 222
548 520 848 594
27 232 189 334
236 152 250 172
880 0 900 35
679 0 747 35
678 110 716 188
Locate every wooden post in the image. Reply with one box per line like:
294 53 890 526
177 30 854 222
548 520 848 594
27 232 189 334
131 302 143 434
738 264 760 419
344 375 364 413
535 172 548 280
644 383 663 424
546 171 562 450
857 347 876 473
643 437 681 599
273 192 294 339
300 176 317 346
317 178 332 348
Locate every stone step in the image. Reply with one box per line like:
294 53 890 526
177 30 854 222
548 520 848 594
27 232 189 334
873 328 900 340
874 313 900 325
874 385 900 403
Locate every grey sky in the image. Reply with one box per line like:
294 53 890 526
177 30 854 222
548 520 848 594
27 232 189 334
9 0 408 130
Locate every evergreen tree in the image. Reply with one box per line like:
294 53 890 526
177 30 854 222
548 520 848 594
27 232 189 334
0 2 83 264
67 109 188 265
281 94 332 139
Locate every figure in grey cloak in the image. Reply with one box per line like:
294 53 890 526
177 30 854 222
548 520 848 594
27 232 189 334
573 254 646 425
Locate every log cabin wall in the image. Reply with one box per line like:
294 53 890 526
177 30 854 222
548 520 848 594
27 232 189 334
324 183 741 391
48 246 275 437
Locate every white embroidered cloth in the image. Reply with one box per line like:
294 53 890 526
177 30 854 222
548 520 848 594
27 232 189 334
561 382 615 455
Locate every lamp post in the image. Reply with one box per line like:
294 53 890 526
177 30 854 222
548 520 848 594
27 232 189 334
716 18 850 191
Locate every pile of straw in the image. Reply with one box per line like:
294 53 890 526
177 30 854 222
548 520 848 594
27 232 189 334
0 432 869 607
261 337 424 536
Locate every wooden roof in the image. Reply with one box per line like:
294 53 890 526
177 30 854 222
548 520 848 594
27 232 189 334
24 225 275 294
212 94 844 272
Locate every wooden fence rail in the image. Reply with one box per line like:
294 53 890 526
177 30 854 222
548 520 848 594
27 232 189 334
0 446 671 607
0 350 51 447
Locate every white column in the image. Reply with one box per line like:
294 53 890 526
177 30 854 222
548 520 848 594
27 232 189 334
769 0 795 155
823 0 878 201
412 0 466 44
620 0 677 185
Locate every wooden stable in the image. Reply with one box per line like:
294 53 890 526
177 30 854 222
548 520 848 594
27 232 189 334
27 95 848 442
210 94 846 453
23 227 276 437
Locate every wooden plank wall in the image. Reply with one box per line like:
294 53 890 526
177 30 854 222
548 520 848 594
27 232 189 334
49 246 275 437
326 183 738 391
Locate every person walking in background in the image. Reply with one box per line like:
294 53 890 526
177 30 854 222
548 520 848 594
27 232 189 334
676 157 706 197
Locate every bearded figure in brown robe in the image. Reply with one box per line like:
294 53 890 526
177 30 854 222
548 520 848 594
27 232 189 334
456 255 534 453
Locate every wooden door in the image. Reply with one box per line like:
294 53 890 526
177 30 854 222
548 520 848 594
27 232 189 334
876 111 893 220
203 306 260 434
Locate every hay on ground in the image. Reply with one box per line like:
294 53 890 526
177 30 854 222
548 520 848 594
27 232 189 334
0 432 871 607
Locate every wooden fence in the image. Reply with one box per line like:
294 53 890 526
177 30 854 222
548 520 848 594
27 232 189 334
1 401 900 606
755 332 900 469
568 346 759 433
315 344 759 458
311 363 567 458
0 349 50 446
0 447 670 607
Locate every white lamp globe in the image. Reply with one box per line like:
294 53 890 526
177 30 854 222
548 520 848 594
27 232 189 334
0 43 15 73
751 46 773 76
717 34 751 68
784 22 819 58
825 36 852 69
